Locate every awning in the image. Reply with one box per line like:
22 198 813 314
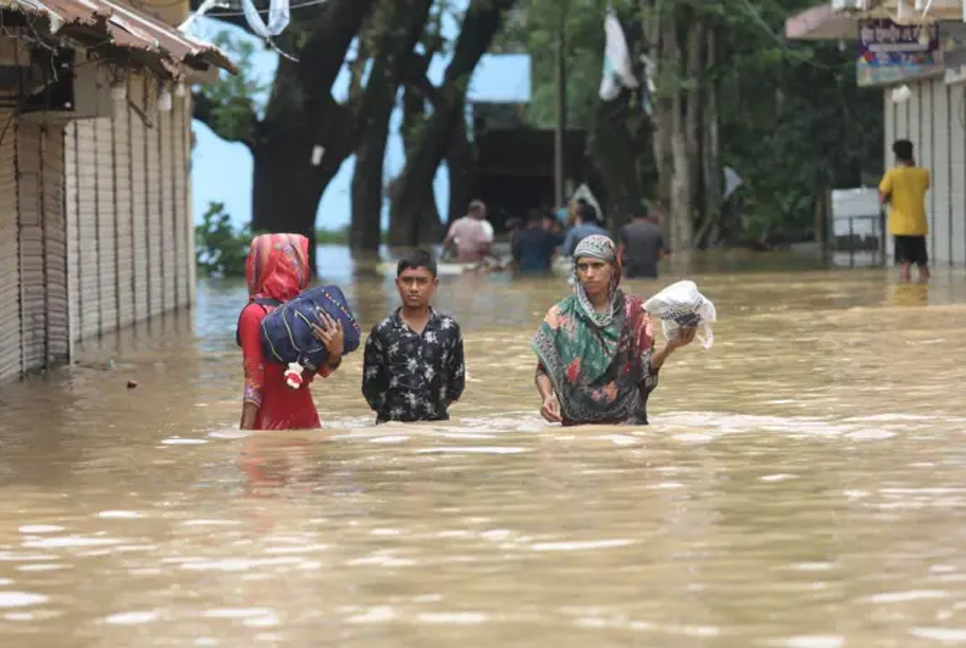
862 0 964 23
785 3 860 41
0 0 236 78
787 0 966 41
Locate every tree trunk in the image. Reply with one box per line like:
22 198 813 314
401 54 432 156
389 0 517 246
684 19 703 237
395 75 445 243
348 0 437 249
198 0 432 269
446 107 477 224
643 2 674 242
670 110 690 251
350 97 394 251
251 141 338 275
403 62 475 228
387 174 443 246
392 57 442 247
665 15 691 251
192 0 377 275
590 93 642 233
401 90 424 157
699 24 722 248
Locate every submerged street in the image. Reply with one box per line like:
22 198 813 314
1 249 966 647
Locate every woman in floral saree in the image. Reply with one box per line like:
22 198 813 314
531 235 694 425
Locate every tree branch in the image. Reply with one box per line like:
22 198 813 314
392 0 519 208
295 0 378 103
348 0 435 145
192 90 257 150
284 0 432 182
406 62 441 108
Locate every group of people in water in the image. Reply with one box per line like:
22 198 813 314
237 221 695 431
442 198 669 279
236 135 930 432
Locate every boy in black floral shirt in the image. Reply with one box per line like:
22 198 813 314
362 250 465 423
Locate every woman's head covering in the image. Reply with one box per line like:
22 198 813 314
572 234 621 327
245 233 311 302
573 234 618 264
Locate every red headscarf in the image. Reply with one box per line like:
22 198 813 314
245 233 311 302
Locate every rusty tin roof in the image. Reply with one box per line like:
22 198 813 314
0 0 236 78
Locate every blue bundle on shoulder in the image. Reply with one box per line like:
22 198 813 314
259 284 362 374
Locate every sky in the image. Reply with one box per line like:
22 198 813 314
189 4 532 231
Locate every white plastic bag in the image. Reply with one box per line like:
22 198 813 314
643 280 716 350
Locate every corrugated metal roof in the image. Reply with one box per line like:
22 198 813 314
0 0 236 78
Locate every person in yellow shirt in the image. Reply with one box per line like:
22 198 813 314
879 139 931 282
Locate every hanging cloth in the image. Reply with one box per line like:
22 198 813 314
242 0 299 62
598 8 638 102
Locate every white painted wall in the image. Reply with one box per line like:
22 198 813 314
0 71 196 383
65 73 194 350
883 78 966 267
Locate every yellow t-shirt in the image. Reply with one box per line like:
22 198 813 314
879 166 930 236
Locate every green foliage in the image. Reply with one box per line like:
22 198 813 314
715 0 882 239
193 205 378 269
500 0 629 129
198 32 269 143
195 202 251 278
507 0 883 241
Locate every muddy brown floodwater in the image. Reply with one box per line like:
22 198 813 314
1 247 966 647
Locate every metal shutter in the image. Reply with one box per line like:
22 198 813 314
951 85 966 266
0 113 23 381
182 96 197 306
160 104 176 311
65 122 80 354
75 119 101 340
933 83 951 267
920 81 935 255
96 117 117 333
43 124 69 365
883 90 895 261
172 97 188 309
114 96 136 329
909 83 921 152
17 120 46 373
130 76 149 325
145 81 163 318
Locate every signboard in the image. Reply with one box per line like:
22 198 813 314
857 19 941 87
942 22 966 85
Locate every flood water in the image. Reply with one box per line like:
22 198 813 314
2 246 966 647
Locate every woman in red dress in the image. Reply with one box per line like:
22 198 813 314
237 234 344 430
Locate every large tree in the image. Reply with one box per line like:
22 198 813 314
346 0 479 250
348 0 438 252
387 0 520 246
193 0 433 268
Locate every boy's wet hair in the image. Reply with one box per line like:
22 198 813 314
397 249 438 278
893 139 914 162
